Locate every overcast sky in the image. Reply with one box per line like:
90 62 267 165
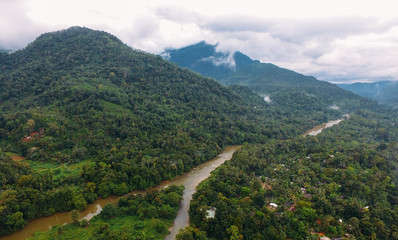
1 0 398 83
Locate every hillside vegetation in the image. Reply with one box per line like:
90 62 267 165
163 42 379 125
29 185 184 240
165 41 398 240
0 28 394 239
0 27 349 236
339 81 398 109
183 109 398 240
0 27 273 235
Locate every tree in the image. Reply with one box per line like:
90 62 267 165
6 211 27 231
86 182 96 192
227 225 243 240
150 219 168 234
71 209 80 224
57 226 64 236
177 226 208 240
100 204 118 220
165 192 182 207
80 219 89 228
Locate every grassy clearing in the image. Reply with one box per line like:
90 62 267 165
101 100 133 116
29 162 59 170
27 160 91 180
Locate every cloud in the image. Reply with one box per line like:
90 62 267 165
309 26 398 82
200 15 398 82
153 5 201 24
0 0 46 49
199 53 237 70
1 0 398 83
263 95 272 103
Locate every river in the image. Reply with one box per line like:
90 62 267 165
163 146 241 240
302 114 349 136
1 115 349 240
0 146 241 240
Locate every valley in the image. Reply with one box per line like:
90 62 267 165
1 115 349 240
0 28 397 240
0 146 239 240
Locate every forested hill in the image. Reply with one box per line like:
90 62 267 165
338 81 398 109
162 42 379 122
0 26 276 174
0 27 330 235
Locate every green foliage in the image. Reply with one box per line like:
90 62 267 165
150 219 168 234
188 110 398 239
164 42 380 133
71 209 80 224
163 192 182 207
1 27 397 239
227 225 243 240
80 219 89 228
0 27 274 235
29 185 184 240
99 204 118 220
222 63 381 127
6 211 27 231
0 152 28 189
176 226 209 240
339 81 398 109
0 27 353 236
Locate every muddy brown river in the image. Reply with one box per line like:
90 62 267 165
0 146 241 240
302 114 349 136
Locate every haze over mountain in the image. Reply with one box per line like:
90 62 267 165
162 41 258 79
163 41 379 120
3 0 398 85
338 81 398 109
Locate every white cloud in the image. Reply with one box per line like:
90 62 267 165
0 0 45 49
1 0 398 83
263 95 272 103
200 53 237 70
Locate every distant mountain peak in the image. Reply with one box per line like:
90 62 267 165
338 81 398 108
161 40 378 116
161 41 257 79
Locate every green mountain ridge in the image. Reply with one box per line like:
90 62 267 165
0 27 272 235
0 27 333 236
0 26 281 172
338 81 398 109
162 42 379 123
162 41 398 240
0 27 393 239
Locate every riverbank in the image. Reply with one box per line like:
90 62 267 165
1 111 350 240
164 145 241 240
0 146 241 240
